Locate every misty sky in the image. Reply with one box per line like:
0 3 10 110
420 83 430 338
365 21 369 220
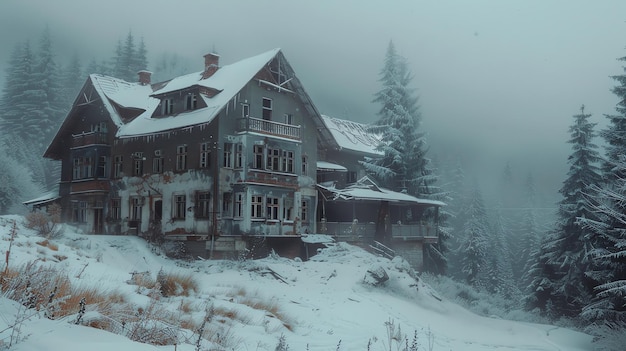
1 0 626 204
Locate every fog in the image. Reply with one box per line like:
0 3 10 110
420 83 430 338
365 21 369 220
1 0 625 207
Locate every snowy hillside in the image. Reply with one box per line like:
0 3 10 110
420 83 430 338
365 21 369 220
0 216 593 350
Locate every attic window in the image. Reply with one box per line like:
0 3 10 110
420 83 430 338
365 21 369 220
162 98 174 115
185 93 198 111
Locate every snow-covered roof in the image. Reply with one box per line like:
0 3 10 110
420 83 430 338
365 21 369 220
321 115 382 156
90 74 155 128
316 161 348 172
22 189 60 207
117 48 282 138
318 177 444 206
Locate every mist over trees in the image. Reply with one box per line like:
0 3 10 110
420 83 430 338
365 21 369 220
0 28 152 213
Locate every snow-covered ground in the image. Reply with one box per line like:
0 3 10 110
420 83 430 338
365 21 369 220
0 215 593 350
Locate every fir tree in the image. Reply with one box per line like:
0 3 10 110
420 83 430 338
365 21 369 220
458 182 490 288
529 105 602 318
361 40 447 273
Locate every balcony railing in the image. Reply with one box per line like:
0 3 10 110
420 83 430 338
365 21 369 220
72 131 108 147
238 117 300 140
318 221 438 242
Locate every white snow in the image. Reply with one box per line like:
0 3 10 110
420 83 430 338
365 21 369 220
0 215 593 350
321 115 383 156
317 161 348 172
117 48 281 138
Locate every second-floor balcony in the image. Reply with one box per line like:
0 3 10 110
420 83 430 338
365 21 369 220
72 131 109 148
238 117 300 140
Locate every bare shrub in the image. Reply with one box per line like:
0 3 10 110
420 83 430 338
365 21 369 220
24 204 62 239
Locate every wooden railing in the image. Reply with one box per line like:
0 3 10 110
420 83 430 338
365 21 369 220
72 131 108 147
318 221 437 241
238 117 300 140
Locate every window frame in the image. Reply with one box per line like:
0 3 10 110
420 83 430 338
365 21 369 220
199 142 211 169
251 195 264 219
262 97 272 120
195 191 211 219
176 144 188 171
173 194 186 220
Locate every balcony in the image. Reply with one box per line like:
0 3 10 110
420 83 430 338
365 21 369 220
318 222 438 243
72 131 109 147
238 117 300 140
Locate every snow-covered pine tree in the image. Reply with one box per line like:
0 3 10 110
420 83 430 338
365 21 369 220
61 51 84 108
529 105 602 318
513 173 539 287
579 156 626 324
579 49 626 324
488 206 519 298
458 181 490 288
361 40 448 274
111 31 149 81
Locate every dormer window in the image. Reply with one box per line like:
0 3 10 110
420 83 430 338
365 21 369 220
185 93 198 110
162 98 174 115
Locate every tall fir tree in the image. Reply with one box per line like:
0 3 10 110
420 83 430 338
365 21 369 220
458 181 490 288
528 105 602 318
579 50 626 325
361 40 447 274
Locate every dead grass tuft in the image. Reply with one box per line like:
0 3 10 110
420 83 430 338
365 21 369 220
35 239 58 251
156 269 198 297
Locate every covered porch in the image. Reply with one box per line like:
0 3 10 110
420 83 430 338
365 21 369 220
316 177 443 245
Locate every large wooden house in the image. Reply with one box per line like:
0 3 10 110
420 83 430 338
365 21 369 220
42 48 442 265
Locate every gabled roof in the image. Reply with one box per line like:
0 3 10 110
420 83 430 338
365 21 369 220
90 74 156 128
321 115 382 156
318 176 444 206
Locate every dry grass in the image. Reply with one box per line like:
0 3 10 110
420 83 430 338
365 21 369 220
156 269 198 297
0 261 126 319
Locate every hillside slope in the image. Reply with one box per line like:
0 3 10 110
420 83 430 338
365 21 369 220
0 216 593 350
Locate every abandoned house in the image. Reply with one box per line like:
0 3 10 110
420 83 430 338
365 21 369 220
40 48 443 267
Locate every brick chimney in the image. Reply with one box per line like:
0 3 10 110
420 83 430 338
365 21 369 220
137 70 152 85
202 53 220 79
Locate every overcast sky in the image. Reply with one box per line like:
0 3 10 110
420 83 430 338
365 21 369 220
1 0 626 204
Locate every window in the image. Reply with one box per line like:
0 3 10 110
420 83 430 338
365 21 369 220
200 142 210 168
173 194 186 219
185 93 197 110
72 157 93 180
234 193 244 218
242 103 250 117
234 143 243 168
153 157 163 173
267 148 280 171
222 192 232 217
348 171 357 184
262 97 272 120
131 197 143 220
110 198 121 220
251 195 263 219
253 145 264 169
282 150 294 173
162 98 174 115
266 197 279 221
133 154 144 176
283 198 293 221
301 200 308 222
176 145 187 171
223 143 233 168
196 191 210 219
302 155 308 176
92 121 108 133
72 201 87 223
284 114 294 125
113 155 123 178
97 156 107 178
